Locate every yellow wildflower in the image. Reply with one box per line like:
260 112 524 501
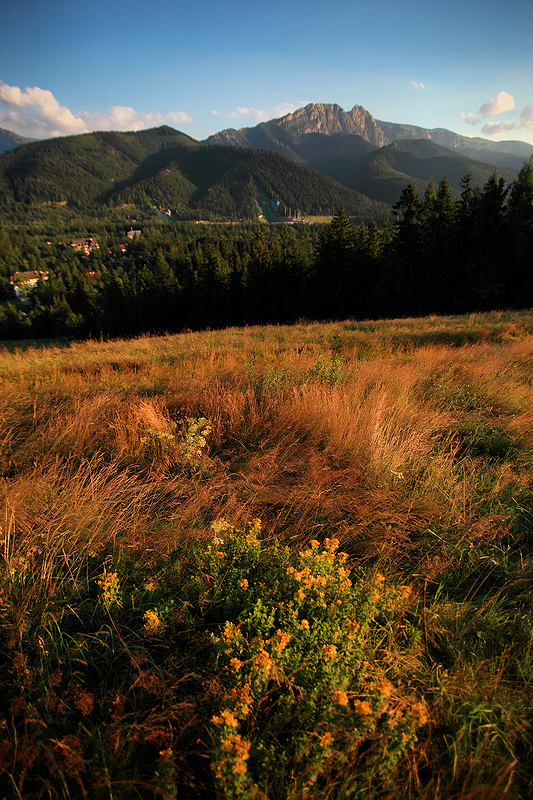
143 609 163 635
299 619 310 631
230 658 243 670
411 702 429 725
377 679 394 699
212 708 239 727
274 630 290 651
239 578 249 590
322 644 338 660
353 699 373 716
97 571 122 606
230 683 253 713
332 690 349 707
253 649 273 672
220 733 251 776
319 731 333 747
222 622 237 641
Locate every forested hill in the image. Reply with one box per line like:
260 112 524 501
0 125 388 223
338 139 520 205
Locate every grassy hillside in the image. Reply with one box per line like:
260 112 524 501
1 312 533 798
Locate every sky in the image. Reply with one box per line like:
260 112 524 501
1 0 533 146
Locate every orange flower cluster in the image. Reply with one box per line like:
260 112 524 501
332 690 349 707
211 707 239 728
216 733 251 777
322 644 338 660
352 699 373 716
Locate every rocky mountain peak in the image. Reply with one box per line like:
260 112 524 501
276 103 388 147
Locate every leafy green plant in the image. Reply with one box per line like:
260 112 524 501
204 523 427 798
178 416 212 465
455 421 518 460
307 353 346 385
140 423 177 458
140 415 211 471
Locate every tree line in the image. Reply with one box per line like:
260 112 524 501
0 163 532 340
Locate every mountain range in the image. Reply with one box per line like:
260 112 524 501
206 103 532 203
1 103 532 222
0 127 38 153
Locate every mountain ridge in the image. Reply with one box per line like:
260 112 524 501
0 125 388 223
0 126 39 154
206 102 533 170
1 102 531 223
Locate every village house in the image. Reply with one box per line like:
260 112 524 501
9 270 49 298
68 237 100 255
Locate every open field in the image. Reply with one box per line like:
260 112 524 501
1 311 533 799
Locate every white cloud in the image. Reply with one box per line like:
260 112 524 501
79 106 192 132
462 91 533 138
0 80 192 138
461 112 481 126
0 80 87 136
479 91 515 118
481 120 520 136
225 102 300 123
409 81 426 90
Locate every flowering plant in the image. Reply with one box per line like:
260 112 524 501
206 525 427 798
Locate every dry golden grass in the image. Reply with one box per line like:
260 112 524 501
2 312 533 798
1 312 532 571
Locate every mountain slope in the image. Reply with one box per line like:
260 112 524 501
0 125 389 222
339 138 519 204
376 119 533 168
205 102 388 165
0 127 38 153
208 103 533 170
0 126 200 206
205 103 533 203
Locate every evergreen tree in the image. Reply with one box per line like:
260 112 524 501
421 176 457 312
313 207 356 319
507 161 533 306
467 172 508 309
389 182 423 314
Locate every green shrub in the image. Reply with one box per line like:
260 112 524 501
202 522 428 798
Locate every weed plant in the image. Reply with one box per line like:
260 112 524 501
1 311 533 798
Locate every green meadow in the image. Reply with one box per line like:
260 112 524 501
1 311 533 799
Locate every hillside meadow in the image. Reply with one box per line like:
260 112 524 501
1 311 533 799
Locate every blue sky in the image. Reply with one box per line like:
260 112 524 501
1 0 532 145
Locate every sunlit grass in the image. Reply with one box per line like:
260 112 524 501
1 311 533 797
